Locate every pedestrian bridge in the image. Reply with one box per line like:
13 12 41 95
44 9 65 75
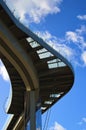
0 1 74 130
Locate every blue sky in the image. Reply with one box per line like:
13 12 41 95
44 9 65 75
0 0 86 130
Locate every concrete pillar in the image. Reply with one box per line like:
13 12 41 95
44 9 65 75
30 91 36 130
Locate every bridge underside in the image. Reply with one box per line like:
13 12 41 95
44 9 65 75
0 1 74 130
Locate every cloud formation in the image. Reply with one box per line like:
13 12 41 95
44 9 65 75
78 117 86 125
49 122 66 130
65 25 86 66
77 15 86 20
81 51 86 65
6 0 62 24
66 25 86 48
4 0 86 67
36 30 74 61
35 24 86 67
0 60 10 81
83 118 86 123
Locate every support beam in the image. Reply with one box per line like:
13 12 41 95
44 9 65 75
29 91 36 130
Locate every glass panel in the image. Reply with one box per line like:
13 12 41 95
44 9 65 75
58 62 66 67
37 48 47 54
38 52 53 59
27 37 33 43
50 92 64 98
37 52 53 59
50 94 61 98
47 58 66 69
47 59 59 69
41 107 47 111
48 63 58 69
30 41 40 48
44 100 53 105
48 59 60 64
37 48 53 59
26 37 40 48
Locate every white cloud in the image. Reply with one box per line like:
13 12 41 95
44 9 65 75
82 118 86 123
49 122 66 130
78 121 83 125
35 25 86 67
77 15 86 20
66 32 85 47
78 117 86 127
65 26 86 67
6 0 62 24
36 30 74 60
81 51 86 65
76 25 86 34
66 25 86 50
5 0 86 67
0 60 10 81
66 31 86 52
66 31 78 43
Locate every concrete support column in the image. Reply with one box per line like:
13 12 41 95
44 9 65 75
30 91 36 130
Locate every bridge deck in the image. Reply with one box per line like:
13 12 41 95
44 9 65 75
0 1 74 130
